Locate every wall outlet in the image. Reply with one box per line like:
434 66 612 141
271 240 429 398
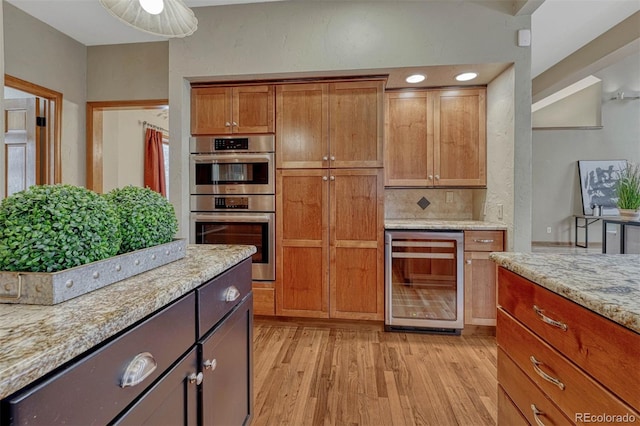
497 204 503 220
546 226 552 234
445 191 454 203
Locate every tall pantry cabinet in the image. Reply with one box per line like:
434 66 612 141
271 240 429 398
275 80 385 320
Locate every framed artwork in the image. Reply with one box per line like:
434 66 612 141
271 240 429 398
578 160 627 215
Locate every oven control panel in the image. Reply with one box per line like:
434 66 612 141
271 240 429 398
214 138 249 151
215 196 249 209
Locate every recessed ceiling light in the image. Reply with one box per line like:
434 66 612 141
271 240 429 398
406 74 426 84
455 72 478 82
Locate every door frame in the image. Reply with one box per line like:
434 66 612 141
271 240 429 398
86 99 168 193
5 74 63 185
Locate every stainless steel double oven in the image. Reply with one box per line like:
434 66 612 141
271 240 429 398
189 135 275 281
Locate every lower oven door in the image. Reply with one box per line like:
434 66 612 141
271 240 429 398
190 212 275 281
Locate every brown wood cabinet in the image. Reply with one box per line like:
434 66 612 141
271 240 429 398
276 168 384 320
497 268 640 425
276 80 383 169
191 85 274 135
384 88 486 187
463 230 504 326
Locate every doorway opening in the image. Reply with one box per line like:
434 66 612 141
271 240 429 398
86 100 169 195
4 75 62 197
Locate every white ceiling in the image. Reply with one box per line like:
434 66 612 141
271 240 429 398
5 0 640 83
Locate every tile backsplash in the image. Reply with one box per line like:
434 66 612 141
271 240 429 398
385 188 475 220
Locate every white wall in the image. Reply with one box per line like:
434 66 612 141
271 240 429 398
168 1 533 249
101 109 169 193
532 53 640 244
3 2 86 187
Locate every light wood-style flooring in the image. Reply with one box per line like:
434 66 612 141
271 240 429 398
252 318 497 426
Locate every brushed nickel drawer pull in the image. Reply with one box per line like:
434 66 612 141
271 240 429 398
474 239 494 243
530 404 547 426
533 305 568 331
530 356 565 390
224 285 241 302
121 352 157 388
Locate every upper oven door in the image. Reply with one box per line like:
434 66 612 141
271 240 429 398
190 153 274 194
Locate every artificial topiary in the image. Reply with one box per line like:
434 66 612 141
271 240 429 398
105 186 178 254
0 184 121 272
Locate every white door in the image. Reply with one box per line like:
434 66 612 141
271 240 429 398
4 98 37 196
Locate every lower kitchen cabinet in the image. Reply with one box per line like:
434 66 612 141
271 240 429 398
497 268 639 424
0 258 253 426
463 230 504 326
276 168 384 320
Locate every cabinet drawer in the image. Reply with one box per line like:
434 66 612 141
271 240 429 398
464 230 503 251
197 258 252 337
498 268 640 410
497 385 528 426
3 292 196 425
498 348 572 426
497 309 638 420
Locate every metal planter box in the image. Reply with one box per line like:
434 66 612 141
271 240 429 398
0 239 187 305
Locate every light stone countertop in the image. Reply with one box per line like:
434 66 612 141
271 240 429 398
385 219 508 230
490 252 640 334
0 244 256 400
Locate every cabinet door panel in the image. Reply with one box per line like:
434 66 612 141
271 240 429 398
434 89 486 186
330 169 384 320
464 251 498 326
276 170 329 317
191 87 232 135
384 91 433 186
276 84 329 168
201 295 253 426
233 85 274 133
329 81 383 168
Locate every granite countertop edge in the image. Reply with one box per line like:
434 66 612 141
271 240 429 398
384 219 508 230
490 252 640 334
0 244 256 400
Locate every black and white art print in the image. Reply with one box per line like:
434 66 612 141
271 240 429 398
578 160 627 215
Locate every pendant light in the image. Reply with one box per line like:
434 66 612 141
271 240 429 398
100 0 198 38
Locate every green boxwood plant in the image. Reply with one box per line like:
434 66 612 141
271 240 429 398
105 186 178 254
0 184 121 272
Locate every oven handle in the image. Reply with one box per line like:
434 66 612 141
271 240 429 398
191 212 274 223
191 153 273 164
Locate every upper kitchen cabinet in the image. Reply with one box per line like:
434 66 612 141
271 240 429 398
276 83 329 169
276 80 384 169
384 87 487 187
191 85 275 135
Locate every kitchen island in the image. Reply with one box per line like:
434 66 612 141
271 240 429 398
0 244 256 425
490 252 639 425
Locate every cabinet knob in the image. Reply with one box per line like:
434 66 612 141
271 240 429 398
428 175 434 180
330 176 335 181
225 122 231 127
232 121 238 127
203 359 218 371
435 175 440 180
188 372 204 386
322 176 328 181
466 259 472 265
330 156 335 161
323 156 328 161
121 352 157 388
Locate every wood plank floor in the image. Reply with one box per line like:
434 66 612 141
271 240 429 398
252 318 497 426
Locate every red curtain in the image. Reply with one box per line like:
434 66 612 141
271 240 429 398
144 128 167 197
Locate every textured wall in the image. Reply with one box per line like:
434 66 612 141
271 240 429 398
168 1 532 246
3 2 87 187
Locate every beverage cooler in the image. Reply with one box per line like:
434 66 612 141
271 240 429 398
384 230 464 334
